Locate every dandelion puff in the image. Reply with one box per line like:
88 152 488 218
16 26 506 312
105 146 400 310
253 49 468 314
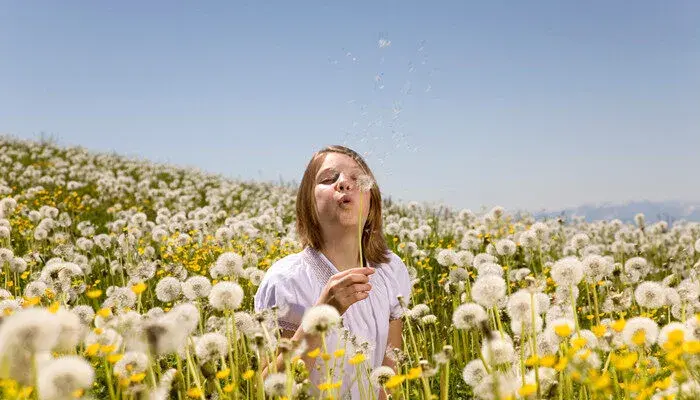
71 305 95 326
471 275 506 308
622 317 659 349
456 250 474 268
150 368 177 400
449 268 469 284
0 308 61 355
476 262 504 277
155 277 182 303
38 356 94 400
506 290 539 322
452 303 487 330
481 337 515 366
550 257 584 287
437 249 457 267
194 332 228 365
212 252 244 278
263 372 287 397
495 239 516 257
24 280 48 299
582 255 612 284
634 281 665 309
356 174 375 192
182 275 212 300
208 281 244 311
370 366 396 388
113 351 148 378
301 304 340 334
54 308 83 351
462 359 488 387
247 268 265 286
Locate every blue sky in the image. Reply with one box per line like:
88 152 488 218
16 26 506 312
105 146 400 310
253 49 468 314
1 1 698 212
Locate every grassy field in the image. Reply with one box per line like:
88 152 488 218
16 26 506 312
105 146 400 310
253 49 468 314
0 136 699 400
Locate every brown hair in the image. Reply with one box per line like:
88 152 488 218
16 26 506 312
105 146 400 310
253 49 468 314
296 145 390 266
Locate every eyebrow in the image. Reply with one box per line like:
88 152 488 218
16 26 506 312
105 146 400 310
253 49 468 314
316 167 362 177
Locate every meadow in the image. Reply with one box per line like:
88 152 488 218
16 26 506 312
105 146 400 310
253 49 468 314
0 136 699 400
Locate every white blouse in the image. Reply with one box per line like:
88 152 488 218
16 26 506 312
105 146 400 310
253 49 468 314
254 246 412 400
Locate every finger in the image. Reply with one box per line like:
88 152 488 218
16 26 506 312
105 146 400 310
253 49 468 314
337 274 369 286
351 283 372 293
331 267 375 280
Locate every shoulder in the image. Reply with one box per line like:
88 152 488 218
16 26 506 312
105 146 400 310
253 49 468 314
260 251 307 283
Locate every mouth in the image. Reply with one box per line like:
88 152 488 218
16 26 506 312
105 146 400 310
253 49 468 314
337 196 352 206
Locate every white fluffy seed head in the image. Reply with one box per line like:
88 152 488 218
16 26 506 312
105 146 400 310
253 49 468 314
550 257 584 287
208 281 244 311
634 281 665 309
38 356 94 400
155 277 182 303
471 275 506 308
182 275 212 300
300 304 340 334
452 303 487 330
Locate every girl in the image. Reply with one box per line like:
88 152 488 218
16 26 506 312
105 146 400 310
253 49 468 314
254 145 412 399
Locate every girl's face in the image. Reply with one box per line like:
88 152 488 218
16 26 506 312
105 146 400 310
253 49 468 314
314 152 372 233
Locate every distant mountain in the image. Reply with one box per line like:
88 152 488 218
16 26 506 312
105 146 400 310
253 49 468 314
534 200 700 224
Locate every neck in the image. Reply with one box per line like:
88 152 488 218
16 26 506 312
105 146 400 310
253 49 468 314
319 228 363 271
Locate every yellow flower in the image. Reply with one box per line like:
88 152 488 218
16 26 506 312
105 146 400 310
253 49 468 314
518 384 537 396
333 349 346 358
317 381 342 391
683 340 700 354
571 337 587 350
592 325 606 337
23 297 40 306
97 308 112 318
84 343 100 356
48 302 60 314
349 353 366 365
216 369 230 379
130 373 146 383
86 289 103 299
525 355 539 367
384 375 406 389
592 371 610 390
72 388 84 398
554 324 572 338
187 387 203 398
223 384 233 393
107 354 123 363
554 357 568 372
321 353 331 361
612 319 626 332
131 282 147 295
668 329 685 345
612 352 638 371
242 370 255 380
632 330 646 346
406 367 422 380
307 348 321 358
100 345 116 354
540 355 557 367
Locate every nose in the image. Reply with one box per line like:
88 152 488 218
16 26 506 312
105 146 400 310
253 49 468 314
336 173 353 192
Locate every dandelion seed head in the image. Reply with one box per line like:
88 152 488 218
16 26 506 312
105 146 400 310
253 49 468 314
208 281 244 311
550 257 584 286
38 356 94 400
471 275 506 308
300 304 340 334
182 275 212 300
155 276 182 303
